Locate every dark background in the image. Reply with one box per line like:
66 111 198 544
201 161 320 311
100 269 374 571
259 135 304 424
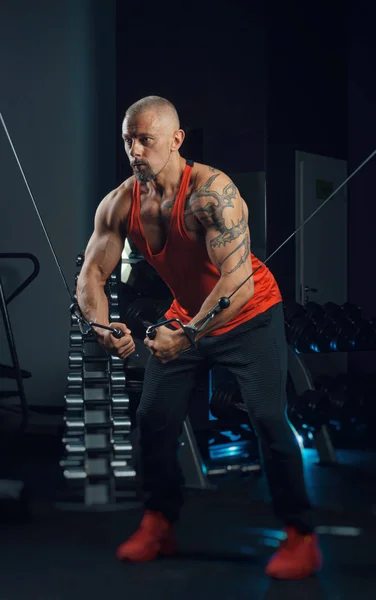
116 0 374 307
0 0 375 414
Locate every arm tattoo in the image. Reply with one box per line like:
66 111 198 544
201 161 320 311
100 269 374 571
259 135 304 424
220 233 250 275
189 173 248 247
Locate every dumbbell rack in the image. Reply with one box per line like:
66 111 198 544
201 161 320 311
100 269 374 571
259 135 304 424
58 257 139 510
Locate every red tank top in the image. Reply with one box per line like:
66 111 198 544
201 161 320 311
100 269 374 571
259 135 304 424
126 162 282 335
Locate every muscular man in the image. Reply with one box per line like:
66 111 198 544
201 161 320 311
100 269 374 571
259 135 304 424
76 96 322 579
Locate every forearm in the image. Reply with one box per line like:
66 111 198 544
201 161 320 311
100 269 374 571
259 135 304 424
187 275 254 340
76 270 109 341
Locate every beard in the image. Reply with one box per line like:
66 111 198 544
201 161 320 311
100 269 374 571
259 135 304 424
132 162 156 183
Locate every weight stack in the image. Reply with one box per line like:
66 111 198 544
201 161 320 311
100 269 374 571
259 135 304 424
57 256 140 511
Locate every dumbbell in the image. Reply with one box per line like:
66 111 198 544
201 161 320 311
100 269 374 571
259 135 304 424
353 320 376 350
342 305 376 350
288 318 317 352
305 301 326 321
322 303 354 350
331 303 361 350
323 302 344 321
324 302 375 351
304 302 338 352
288 388 329 430
314 373 362 439
341 302 362 322
307 301 366 352
326 374 352 411
304 302 354 352
209 382 246 422
314 374 333 396
283 302 307 322
334 321 358 351
283 303 317 352
339 305 376 351
121 296 160 339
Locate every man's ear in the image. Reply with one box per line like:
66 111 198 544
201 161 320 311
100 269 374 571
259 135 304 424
170 129 185 152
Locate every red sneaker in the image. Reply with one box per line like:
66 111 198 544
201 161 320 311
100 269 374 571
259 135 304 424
116 510 177 562
265 527 322 579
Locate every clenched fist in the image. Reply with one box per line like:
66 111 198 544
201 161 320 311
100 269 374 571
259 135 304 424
101 322 135 360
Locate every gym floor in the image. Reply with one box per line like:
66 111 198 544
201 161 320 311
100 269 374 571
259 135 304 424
1 433 376 600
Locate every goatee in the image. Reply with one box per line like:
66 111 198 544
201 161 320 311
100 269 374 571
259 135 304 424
133 164 156 183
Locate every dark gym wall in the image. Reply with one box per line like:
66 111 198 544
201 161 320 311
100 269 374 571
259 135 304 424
265 0 348 302
265 0 375 372
348 0 376 315
0 0 116 413
347 0 376 372
115 0 267 183
116 0 353 304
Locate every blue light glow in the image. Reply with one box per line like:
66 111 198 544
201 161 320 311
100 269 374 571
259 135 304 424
226 445 242 454
220 430 242 442
209 441 250 460
262 537 281 548
289 422 305 451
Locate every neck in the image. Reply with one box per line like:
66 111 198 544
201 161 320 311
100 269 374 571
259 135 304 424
144 154 187 199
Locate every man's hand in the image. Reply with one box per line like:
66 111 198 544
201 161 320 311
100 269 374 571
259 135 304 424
101 322 135 359
143 325 192 364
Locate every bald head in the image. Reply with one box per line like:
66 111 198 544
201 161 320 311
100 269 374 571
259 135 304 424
122 96 185 184
124 96 180 132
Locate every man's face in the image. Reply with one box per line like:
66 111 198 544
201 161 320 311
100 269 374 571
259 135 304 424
122 110 172 183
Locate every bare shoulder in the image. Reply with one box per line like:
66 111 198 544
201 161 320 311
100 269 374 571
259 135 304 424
96 176 134 229
189 162 246 214
190 162 231 193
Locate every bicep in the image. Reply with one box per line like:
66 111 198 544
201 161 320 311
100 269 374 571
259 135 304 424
206 216 251 277
193 174 252 278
